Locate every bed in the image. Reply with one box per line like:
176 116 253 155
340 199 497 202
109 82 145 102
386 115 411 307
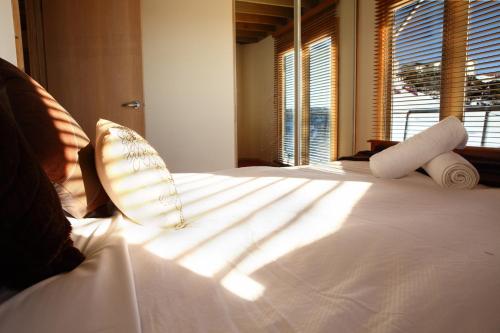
1 161 499 333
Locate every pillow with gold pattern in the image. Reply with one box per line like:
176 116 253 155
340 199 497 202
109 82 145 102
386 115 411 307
95 119 185 229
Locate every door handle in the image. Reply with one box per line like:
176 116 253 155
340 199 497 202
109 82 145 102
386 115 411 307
121 100 142 110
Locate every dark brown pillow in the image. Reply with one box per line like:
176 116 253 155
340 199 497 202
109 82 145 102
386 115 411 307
0 74 85 290
0 58 109 218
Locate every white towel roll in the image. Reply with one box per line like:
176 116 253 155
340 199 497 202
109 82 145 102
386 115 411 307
370 116 468 179
423 151 479 189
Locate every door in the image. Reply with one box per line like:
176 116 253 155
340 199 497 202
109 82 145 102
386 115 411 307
40 0 144 141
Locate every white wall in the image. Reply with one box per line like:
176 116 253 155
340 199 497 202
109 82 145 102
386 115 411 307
0 0 17 64
236 36 275 163
141 0 236 172
355 0 376 152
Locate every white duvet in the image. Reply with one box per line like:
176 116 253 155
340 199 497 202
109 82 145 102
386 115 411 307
1 162 500 333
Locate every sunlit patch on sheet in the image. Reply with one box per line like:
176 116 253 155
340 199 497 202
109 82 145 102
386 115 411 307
73 169 371 302
230 181 372 276
221 270 265 301
136 171 371 301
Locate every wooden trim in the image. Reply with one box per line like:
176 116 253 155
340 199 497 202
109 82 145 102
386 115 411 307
238 158 285 167
24 0 47 87
235 1 294 18
235 12 288 25
239 0 314 8
237 36 262 44
354 0 359 152
11 0 24 71
374 0 396 141
439 0 468 121
236 22 276 33
369 140 500 159
237 0 294 8
236 30 268 39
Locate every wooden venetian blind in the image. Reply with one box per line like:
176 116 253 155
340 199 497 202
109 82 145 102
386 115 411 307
274 1 338 165
374 0 500 147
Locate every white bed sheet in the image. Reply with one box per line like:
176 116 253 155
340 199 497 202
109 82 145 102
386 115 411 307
1 162 500 333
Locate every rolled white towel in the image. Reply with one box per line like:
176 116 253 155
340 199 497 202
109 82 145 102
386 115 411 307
423 151 479 189
370 116 468 178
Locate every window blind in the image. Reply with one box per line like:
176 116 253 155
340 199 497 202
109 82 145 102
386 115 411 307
308 37 333 164
283 51 295 165
274 2 338 166
375 0 500 148
463 1 500 147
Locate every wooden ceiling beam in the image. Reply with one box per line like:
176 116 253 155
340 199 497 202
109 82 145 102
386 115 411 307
235 13 288 26
237 0 294 7
237 0 314 8
236 22 276 33
235 1 294 18
236 30 268 39
236 36 262 44
301 0 318 9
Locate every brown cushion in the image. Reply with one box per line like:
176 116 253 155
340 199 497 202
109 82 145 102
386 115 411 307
0 75 85 290
0 58 109 218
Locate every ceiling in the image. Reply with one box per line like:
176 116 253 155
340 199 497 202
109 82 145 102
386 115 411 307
235 0 323 44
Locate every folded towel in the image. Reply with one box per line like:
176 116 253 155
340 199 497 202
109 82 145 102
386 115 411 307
423 151 479 189
370 116 468 179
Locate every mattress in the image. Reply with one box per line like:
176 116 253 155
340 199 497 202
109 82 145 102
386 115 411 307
1 162 500 333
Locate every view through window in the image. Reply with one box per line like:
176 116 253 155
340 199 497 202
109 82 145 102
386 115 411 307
386 0 500 147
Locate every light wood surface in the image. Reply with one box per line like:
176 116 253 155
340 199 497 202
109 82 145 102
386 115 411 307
10 0 24 71
236 22 277 33
235 1 294 17
439 0 468 121
234 0 323 44
239 0 294 7
41 0 145 140
24 0 47 86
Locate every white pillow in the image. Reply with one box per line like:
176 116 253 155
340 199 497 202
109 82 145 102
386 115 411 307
95 119 185 228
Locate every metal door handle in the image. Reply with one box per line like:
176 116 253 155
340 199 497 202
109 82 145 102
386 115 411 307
121 100 142 109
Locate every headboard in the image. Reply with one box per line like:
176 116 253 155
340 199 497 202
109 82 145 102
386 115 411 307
368 140 500 187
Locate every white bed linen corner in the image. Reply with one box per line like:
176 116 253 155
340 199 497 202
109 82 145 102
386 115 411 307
1 162 500 333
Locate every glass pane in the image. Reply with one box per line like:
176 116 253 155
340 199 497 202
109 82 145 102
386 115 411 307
390 1 444 141
308 37 331 164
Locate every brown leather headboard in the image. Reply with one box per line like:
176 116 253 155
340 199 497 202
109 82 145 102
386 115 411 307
368 140 500 187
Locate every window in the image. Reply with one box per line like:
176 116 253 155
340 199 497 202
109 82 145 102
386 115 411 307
390 1 444 141
308 37 333 164
375 0 500 147
283 51 295 165
275 4 338 166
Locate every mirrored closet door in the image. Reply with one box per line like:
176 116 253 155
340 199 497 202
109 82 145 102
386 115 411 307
235 0 354 167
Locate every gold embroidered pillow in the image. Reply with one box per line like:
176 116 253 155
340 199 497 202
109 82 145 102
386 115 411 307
95 119 185 228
